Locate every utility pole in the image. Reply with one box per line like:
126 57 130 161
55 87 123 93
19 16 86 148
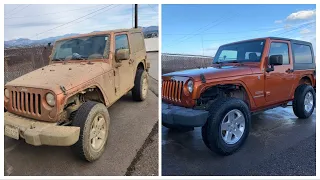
134 4 138 28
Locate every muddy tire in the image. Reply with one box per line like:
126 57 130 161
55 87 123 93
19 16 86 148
132 69 148 101
293 84 315 119
201 97 251 155
162 123 194 132
71 101 110 162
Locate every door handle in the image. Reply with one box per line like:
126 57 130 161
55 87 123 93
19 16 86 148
286 68 294 73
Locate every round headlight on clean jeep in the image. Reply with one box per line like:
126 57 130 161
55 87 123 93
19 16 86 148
46 93 56 106
187 80 194 93
4 89 9 98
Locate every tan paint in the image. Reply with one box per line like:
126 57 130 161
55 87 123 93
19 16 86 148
4 28 148 124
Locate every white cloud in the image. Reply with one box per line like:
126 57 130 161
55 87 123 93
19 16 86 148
300 28 311 34
4 4 158 40
286 9 316 21
274 20 282 24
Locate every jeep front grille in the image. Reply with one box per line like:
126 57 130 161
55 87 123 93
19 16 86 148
11 90 42 116
162 80 183 102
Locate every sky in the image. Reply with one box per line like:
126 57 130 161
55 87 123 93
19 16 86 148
162 4 316 56
4 4 158 41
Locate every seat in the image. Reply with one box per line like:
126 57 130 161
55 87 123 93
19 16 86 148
249 53 258 61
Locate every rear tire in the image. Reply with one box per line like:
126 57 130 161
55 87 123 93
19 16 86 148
71 101 110 162
202 97 251 155
132 69 148 101
293 84 315 119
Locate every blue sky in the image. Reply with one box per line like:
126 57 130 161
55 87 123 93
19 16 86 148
162 4 316 56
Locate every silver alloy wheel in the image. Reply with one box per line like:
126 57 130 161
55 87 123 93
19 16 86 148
304 92 314 113
220 109 245 145
90 114 107 150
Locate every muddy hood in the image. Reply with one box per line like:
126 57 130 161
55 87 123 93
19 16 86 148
163 65 254 81
6 62 110 94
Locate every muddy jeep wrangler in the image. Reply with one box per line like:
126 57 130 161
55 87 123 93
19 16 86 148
4 28 149 161
162 37 315 155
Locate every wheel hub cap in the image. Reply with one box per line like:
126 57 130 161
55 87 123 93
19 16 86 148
220 109 245 145
90 114 106 150
304 92 313 113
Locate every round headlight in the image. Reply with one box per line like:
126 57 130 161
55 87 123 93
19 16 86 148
4 89 9 98
46 93 56 106
187 80 194 93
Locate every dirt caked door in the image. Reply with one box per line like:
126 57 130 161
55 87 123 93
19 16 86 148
114 32 135 95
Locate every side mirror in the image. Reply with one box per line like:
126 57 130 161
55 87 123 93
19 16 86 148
115 49 129 62
266 55 283 72
269 55 283 65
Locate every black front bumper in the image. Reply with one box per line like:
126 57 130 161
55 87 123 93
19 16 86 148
162 102 209 127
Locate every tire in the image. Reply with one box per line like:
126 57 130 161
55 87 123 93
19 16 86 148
162 123 194 132
201 97 251 155
71 101 110 162
132 69 148 101
293 84 315 119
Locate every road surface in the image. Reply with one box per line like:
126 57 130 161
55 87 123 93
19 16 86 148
162 106 316 176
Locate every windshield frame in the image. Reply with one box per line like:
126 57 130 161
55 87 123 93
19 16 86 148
213 39 266 64
50 33 111 62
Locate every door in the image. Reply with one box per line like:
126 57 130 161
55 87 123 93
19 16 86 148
265 40 295 103
114 33 134 95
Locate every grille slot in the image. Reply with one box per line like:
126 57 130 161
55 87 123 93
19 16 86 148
162 80 184 102
11 90 41 115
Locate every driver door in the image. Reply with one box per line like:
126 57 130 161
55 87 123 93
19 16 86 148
265 40 295 103
114 33 134 96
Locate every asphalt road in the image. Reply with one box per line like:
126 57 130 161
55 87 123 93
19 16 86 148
4 52 159 176
162 106 316 176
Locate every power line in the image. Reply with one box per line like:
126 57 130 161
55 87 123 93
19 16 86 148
163 27 287 36
5 4 31 18
147 4 158 13
55 5 120 32
5 5 109 28
166 12 239 47
5 5 100 19
275 21 315 36
4 4 24 15
33 4 114 38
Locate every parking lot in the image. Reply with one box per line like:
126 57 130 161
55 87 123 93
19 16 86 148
162 106 316 176
4 52 159 176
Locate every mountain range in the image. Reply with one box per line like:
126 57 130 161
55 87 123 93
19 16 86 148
4 26 158 48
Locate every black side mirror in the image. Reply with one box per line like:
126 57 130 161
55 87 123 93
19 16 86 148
269 55 283 65
266 55 283 72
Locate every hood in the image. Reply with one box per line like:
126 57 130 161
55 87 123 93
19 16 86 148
6 62 111 94
163 65 254 81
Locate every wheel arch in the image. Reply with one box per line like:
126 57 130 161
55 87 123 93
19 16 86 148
198 82 254 110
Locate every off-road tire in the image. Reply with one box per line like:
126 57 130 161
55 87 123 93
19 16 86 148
201 97 251 155
132 69 148 101
162 123 194 132
293 84 315 119
71 101 110 162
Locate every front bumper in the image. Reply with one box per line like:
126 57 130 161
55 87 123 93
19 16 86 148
162 102 209 127
4 112 80 146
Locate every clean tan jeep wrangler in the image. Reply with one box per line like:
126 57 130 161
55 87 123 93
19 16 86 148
4 28 149 161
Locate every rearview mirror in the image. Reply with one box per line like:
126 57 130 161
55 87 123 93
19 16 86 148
269 55 283 65
115 49 129 61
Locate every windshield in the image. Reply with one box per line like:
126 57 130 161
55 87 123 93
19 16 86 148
213 40 265 63
51 35 110 61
